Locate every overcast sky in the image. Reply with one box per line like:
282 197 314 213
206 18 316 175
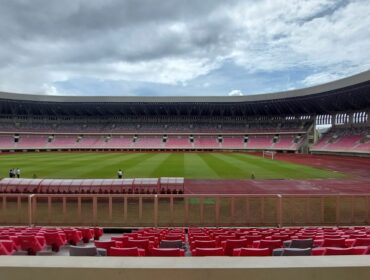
0 0 369 96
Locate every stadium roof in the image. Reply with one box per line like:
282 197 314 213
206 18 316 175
0 70 369 117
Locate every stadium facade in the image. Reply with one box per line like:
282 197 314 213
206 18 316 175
0 70 369 155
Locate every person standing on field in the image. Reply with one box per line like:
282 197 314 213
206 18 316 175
117 169 123 179
16 168 21 178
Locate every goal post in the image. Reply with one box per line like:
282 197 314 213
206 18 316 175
262 150 276 160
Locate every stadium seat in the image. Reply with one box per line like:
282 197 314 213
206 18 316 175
222 239 249 256
192 247 225 256
78 228 94 243
233 248 271 256
159 240 184 249
190 240 217 250
324 247 369 255
253 239 283 250
0 240 16 255
108 247 145 256
94 240 117 256
69 246 98 256
18 235 45 255
64 229 83 245
150 248 185 256
44 232 66 252
273 248 312 256
283 239 313 248
121 239 153 255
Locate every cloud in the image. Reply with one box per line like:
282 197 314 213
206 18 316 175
0 0 368 96
228 89 244 96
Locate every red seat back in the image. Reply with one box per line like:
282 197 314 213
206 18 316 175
223 239 248 256
150 248 184 256
192 247 224 256
237 248 271 256
109 247 144 256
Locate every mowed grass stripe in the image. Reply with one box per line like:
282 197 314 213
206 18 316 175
184 153 219 179
151 153 185 177
125 153 171 178
32 153 140 178
197 153 248 179
55 153 154 178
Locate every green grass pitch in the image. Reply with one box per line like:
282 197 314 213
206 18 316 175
0 152 345 180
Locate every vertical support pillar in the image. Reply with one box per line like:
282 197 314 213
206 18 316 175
28 194 34 226
92 196 97 225
123 196 128 222
47 197 52 223
108 196 113 221
230 197 235 225
215 197 220 226
77 197 82 222
170 196 174 225
277 195 283 228
154 195 158 227
139 197 143 220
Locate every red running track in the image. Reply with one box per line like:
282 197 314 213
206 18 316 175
185 154 370 195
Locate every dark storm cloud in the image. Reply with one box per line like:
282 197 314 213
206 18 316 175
0 0 237 66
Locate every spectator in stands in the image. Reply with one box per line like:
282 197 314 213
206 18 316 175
16 168 21 178
117 169 123 179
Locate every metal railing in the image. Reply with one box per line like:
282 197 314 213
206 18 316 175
0 193 369 227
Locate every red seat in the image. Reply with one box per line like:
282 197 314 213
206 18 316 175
191 240 217 250
215 235 237 246
78 228 94 243
64 229 83 245
122 239 153 255
44 232 66 252
234 248 271 256
353 238 370 246
192 247 225 256
222 239 249 256
0 240 16 255
18 235 44 255
93 227 103 240
95 240 117 255
108 247 145 256
319 238 347 248
324 247 369 255
150 248 185 256
253 239 283 250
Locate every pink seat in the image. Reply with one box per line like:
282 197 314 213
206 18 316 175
150 248 185 256
108 247 145 256
192 247 225 256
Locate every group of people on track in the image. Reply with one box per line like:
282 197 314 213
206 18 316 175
9 168 21 178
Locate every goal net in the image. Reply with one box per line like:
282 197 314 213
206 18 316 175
262 150 276 160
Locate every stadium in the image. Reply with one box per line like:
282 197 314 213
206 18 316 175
1 70 370 278
1 1 370 279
